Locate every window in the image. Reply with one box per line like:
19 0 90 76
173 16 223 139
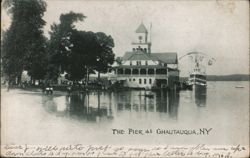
130 61 132 65
149 79 152 84
145 61 148 65
139 79 141 84
133 78 136 81
138 36 142 42
129 78 131 81
144 79 147 84
137 61 141 66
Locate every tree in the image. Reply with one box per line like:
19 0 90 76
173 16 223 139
27 38 48 80
47 11 86 81
64 30 97 81
48 12 115 82
1 29 23 82
64 31 115 82
94 32 115 79
2 0 47 84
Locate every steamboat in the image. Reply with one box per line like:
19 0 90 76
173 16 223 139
180 52 215 90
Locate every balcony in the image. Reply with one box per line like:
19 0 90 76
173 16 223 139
109 74 168 80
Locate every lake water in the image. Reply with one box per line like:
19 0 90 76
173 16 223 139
1 81 249 146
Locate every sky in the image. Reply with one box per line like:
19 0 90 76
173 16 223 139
1 0 249 76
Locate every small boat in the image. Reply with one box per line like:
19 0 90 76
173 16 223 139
235 86 244 88
144 94 154 98
43 87 53 94
179 81 193 90
139 92 154 98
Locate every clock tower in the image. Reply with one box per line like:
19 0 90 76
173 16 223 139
132 23 151 54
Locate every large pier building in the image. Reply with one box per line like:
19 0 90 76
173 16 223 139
108 23 179 89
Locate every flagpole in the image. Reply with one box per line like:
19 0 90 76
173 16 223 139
150 22 152 53
150 22 152 43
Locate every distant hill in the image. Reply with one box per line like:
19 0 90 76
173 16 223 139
180 74 249 81
207 74 249 81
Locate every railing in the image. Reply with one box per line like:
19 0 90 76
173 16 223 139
108 74 169 79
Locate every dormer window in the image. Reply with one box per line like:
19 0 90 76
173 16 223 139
138 36 142 43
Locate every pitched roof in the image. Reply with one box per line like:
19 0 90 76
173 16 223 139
135 23 148 33
129 52 152 60
122 52 134 60
122 51 151 60
122 51 178 64
112 65 167 69
150 53 178 64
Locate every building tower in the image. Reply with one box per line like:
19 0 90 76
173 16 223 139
132 23 151 54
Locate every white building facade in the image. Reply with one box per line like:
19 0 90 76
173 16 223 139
108 23 179 89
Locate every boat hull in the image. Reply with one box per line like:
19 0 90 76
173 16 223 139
193 84 206 91
188 74 207 90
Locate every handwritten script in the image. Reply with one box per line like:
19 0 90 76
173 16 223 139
1 144 248 157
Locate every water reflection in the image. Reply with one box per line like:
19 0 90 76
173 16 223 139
115 90 179 113
42 96 57 113
42 90 182 122
66 92 114 122
194 88 207 107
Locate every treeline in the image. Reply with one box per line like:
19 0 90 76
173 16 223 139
1 0 115 84
180 74 249 81
206 74 249 81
